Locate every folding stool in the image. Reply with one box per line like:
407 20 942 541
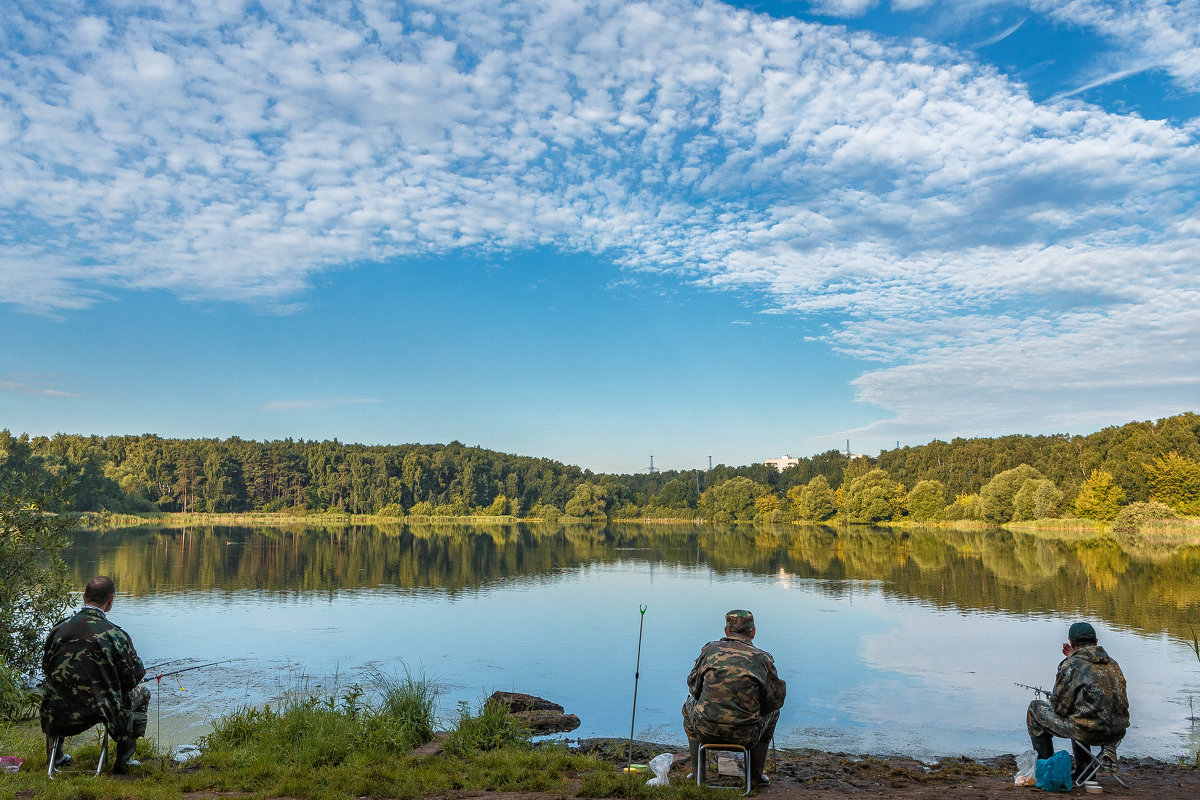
696 742 752 795
1072 740 1128 789
45 725 108 779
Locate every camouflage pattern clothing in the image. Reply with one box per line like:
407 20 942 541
40 606 149 740
682 633 786 745
1027 644 1129 748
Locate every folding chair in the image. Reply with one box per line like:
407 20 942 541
696 742 752 795
45 725 108 779
1073 740 1128 789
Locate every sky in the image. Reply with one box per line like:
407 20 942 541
1 0 1199 475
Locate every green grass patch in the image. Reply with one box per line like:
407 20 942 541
0 670 641 800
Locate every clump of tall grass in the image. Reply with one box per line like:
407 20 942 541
441 697 530 757
203 667 438 768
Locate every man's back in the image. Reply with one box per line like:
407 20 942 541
687 636 785 735
1053 644 1129 740
41 607 144 735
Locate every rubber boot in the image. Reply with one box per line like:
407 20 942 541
750 741 770 786
1030 734 1054 761
112 738 139 774
49 739 72 768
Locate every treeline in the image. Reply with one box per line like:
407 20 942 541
2 411 1199 524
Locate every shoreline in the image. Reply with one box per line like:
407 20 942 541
71 510 1200 546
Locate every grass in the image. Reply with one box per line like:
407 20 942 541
0 670 724 800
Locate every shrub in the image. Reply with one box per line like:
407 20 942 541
442 697 530 757
0 656 39 721
944 493 981 521
1 477 73 679
1111 501 1179 535
376 502 405 518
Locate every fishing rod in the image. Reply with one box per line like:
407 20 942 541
156 659 238 679
143 658 191 673
1015 682 1051 699
147 659 240 750
627 605 648 778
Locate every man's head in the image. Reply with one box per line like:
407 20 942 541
725 609 755 639
83 576 116 609
1068 621 1098 647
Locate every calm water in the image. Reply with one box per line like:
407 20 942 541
64 523 1200 759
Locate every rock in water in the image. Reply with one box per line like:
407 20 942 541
487 691 580 734
514 710 581 734
487 691 565 713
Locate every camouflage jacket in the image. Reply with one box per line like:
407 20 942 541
40 606 145 735
687 634 786 734
1051 644 1129 739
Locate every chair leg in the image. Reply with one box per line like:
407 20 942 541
46 737 60 779
95 727 108 776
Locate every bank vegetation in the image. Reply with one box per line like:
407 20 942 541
3 412 1200 537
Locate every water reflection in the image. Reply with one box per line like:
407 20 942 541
71 523 1200 640
65 523 1200 758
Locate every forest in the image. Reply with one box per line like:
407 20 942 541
1 411 1199 525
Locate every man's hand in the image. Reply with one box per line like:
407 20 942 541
1062 641 1075 657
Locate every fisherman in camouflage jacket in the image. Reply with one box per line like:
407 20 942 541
683 609 786 787
41 576 150 773
1027 621 1129 776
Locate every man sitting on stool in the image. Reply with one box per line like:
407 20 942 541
41 576 151 773
683 609 786 788
1026 621 1129 779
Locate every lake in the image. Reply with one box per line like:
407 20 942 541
64 522 1200 760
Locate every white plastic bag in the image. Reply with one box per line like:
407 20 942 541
645 752 674 786
1014 749 1037 786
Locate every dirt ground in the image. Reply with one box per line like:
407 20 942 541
576 740 1200 799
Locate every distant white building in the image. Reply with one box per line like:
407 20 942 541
763 454 801 473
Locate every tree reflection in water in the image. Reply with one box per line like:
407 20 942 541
68 522 1200 642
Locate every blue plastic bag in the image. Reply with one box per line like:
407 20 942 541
1035 750 1072 792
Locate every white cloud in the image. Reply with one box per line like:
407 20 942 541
1031 0 1200 92
2 0 1199 443
0 373 98 399
261 398 382 412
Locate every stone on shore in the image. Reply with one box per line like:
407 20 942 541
488 691 581 734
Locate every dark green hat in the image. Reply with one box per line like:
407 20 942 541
725 609 754 635
1068 622 1097 643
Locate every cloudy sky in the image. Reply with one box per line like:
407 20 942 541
2 0 1198 474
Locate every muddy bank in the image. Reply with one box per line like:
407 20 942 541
572 738 1199 798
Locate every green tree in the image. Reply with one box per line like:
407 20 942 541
788 475 835 521
655 477 698 510
564 482 609 519
1144 453 1200 515
1012 478 1062 521
754 493 781 521
1032 479 1064 519
840 469 906 523
944 493 981 520
979 464 1043 523
700 477 770 523
1073 470 1127 521
1 478 73 686
906 480 946 521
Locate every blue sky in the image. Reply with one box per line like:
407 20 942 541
2 0 1199 474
